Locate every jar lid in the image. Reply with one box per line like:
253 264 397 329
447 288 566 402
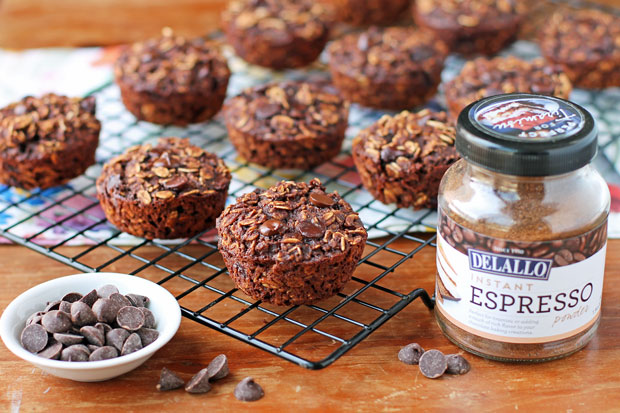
456 93 597 176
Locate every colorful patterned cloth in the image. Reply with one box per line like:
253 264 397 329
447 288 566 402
0 41 619 246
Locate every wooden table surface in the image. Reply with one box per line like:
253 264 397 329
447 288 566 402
1 0 618 49
1 0 619 411
1 239 619 411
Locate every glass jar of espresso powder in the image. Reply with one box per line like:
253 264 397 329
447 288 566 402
436 93 610 362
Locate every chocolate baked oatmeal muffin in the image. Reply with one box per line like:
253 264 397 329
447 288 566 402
413 0 524 56
0 94 100 190
325 0 410 26
114 29 230 125
222 0 332 69
539 9 620 89
352 109 458 209
327 27 447 110
217 179 367 306
444 56 573 122
224 81 348 170
97 138 231 240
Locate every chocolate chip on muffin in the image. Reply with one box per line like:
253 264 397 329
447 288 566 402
97 137 231 240
413 0 524 56
352 109 459 209
114 28 230 125
224 81 349 170
222 0 332 69
328 27 447 110
323 0 410 26
0 94 100 190
216 178 368 306
538 8 620 89
444 56 573 122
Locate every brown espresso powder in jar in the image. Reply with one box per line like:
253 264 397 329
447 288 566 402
436 93 610 362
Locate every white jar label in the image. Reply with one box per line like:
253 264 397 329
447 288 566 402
436 209 607 344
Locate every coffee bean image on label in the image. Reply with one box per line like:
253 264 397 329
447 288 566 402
436 209 606 344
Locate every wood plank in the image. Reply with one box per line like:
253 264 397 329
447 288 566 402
0 0 618 49
0 0 227 49
1 239 619 410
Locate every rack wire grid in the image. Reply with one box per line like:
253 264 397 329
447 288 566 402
2 2 620 369
0 70 443 369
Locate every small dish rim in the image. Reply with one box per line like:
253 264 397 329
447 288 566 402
0 272 181 371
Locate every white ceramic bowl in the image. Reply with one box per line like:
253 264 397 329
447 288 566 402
0 272 181 382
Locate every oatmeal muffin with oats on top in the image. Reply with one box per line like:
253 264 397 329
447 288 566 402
0 93 100 190
222 0 332 69
96 138 231 240
413 0 524 56
444 56 573 123
327 27 447 110
216 179 368 306
114 28 230 125
539 9 620 89
323 0 411 26
224 81 349 170
352 109 459 209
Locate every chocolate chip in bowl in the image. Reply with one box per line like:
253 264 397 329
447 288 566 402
0 273 181 382
22 285 155 360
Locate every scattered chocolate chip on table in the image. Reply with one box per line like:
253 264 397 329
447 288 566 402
207 354 229 381
157 367 185 391
398 343 425 365
234 377 265 402
185 369 212 394
419 349 448 379
446 354 471 375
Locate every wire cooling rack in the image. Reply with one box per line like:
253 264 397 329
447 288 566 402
0 71 443 369
1 1 619 368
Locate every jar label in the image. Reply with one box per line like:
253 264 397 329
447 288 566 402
470 95 585 140
436 209 607 344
